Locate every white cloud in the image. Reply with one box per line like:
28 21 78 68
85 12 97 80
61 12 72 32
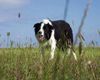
0 0 30 7
0 0 31 23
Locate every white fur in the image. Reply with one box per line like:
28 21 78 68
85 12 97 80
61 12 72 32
43 19 53 26
49 29 56 59
39 23 44 36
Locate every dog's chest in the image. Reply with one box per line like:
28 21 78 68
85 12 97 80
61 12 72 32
48 29 56 46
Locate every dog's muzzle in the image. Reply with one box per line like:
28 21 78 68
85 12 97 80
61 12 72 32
36 31 45 42
38 35 45 41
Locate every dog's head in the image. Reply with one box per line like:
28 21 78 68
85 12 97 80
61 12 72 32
33 19 54 42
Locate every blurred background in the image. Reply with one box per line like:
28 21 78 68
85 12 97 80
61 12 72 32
0 0 100 47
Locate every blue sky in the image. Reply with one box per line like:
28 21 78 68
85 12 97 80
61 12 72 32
0 0 100 47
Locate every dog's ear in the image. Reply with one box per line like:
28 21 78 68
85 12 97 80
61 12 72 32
46 19 54 30
48 23 54 30
33 23 41 28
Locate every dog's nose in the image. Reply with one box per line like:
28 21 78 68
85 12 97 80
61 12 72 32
38 31 42 34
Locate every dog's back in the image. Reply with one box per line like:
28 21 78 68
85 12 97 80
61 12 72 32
51 20 73 47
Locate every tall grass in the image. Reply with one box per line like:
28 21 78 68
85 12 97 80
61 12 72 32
0 47 100 80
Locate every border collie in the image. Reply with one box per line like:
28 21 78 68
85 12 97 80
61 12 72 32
33 19 77 60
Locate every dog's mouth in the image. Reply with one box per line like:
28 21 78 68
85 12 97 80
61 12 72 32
37 35 45 41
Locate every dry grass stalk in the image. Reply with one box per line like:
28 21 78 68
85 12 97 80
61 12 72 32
74 0 92 45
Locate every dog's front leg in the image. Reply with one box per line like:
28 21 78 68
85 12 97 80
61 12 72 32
50 41 56 60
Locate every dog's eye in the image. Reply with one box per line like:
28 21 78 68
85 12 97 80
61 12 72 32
35 27 40 34
43 26 47 30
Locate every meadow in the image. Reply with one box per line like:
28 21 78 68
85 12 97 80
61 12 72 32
0 0 100 80
0 1 100 79
0 47 100 80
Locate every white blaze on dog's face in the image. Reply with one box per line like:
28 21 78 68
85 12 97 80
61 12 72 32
33 19 53 42
39 23 44 36
39 19 53 36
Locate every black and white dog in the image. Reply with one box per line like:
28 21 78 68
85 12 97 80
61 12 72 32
33 19 77 60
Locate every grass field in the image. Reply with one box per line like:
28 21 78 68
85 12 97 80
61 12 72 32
0 47 100 80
